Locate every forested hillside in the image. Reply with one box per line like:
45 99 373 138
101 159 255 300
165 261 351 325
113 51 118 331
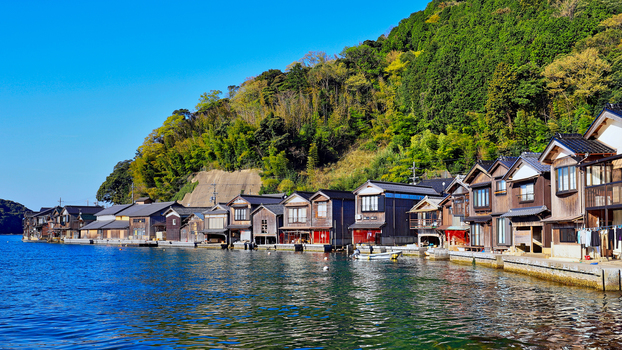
0 199 31 234
98 0 622 203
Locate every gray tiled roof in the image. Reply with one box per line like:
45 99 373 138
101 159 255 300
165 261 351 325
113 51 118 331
116 202 178 217
497 156 519 169
368 180 440 196
65 205 104 215
96 204 133 216
80 220 115 230
553 133 615 154
263 204 284 215
501 206 548 218
520 152 550 173
169 207 211 217
478 160 496 172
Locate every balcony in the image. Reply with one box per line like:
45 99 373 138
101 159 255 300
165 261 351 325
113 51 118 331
586 181 622 208
409 218 441 229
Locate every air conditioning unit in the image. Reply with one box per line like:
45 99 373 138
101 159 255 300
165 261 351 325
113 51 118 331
356 214 362 220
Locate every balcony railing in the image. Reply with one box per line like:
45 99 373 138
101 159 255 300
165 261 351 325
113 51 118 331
409 218 441 229
586 181 622 208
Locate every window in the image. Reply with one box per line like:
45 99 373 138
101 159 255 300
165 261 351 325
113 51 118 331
556 166 576 192
361 196 379 212
560 228 576 243
172 219 176 226
497 218 506 245
317 202 327 218
261 219 268 233
496 180 506 194
520 183 534 201
471 224 482 246
288 207 307 223
473 188 489 208
586 164 612 186
234 208 247 221
208 217 223 229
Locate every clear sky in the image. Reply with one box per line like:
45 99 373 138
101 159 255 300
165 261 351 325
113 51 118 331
0 0 428 211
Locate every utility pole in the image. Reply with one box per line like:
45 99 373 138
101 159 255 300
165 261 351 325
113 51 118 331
408 162 419 185
58 197 63 207
210 183 218 205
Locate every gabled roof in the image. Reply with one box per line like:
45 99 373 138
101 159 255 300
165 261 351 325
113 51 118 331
252 203 284 216
309 189 355 201
354 180 440 196
520 152 550 173
464 160 494 184
584 104 622 139
539 133 615 164
116 201 178 217
416 177 453 195
227 194 284 206
166 207 211 217
35 207 59 217
408 196 443 213
64 205 104 216
281 191 315 204
77 213 97 221
488 156 519 178
96 204 134 216
445 175 469 194
503 152 550 181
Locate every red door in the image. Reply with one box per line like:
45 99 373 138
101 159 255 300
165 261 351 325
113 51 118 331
313 230 330 244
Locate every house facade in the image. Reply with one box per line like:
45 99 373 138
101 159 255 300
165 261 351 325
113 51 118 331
280 192 314 244
251 204 283 245
226 194 284 243
442 176 471 248
202 204 230 244
165 207 210 241
349 180 440 246
463 161 495 250
501 152 552 254
408 196 443 247
309 189 356 247
488 157 518 252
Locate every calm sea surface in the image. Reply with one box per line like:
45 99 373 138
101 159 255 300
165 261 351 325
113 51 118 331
2 234 622 349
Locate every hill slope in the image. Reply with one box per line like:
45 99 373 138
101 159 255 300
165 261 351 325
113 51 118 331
98 0 622 201
0 199 31 234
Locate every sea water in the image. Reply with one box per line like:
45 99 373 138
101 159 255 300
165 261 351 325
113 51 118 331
1 234 622 349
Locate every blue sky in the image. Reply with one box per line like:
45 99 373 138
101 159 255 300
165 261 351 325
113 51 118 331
0 0 428 211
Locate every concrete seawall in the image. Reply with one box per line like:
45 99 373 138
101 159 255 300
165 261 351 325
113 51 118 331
450 251 504 269
502 256 622 291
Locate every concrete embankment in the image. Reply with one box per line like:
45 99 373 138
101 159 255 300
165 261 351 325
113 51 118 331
448 251 622 291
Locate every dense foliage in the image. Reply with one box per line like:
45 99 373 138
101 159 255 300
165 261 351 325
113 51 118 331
0 199 31 234
96 160 133 204
100 0 622 202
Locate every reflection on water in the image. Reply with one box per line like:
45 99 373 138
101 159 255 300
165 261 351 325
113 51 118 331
2 234 622 349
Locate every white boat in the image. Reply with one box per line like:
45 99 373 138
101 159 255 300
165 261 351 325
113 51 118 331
354 251 402 260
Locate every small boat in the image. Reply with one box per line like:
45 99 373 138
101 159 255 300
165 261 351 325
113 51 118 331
354 251 402 260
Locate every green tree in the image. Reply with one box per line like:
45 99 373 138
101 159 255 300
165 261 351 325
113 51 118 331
97 160 133 204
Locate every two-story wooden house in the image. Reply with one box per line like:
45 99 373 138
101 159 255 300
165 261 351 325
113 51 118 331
202 204 230 244
348 180 440 246
280 192 315 244
579 104 622 259
442 176 470 248
501 152 551 254
408 196 444 247
226 194 284 243
463 161 495 251
251 204 283 245
164 206 210 242
539 133 615 259
50 205 104 239
487 156 519 252
308 189 356 248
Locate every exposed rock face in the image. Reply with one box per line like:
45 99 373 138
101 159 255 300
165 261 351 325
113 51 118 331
180 169 262 207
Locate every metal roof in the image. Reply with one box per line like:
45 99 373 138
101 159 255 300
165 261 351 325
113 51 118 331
253 204 284 216
311 189 355 200
230 194 284 206
79 220 115 230
103 220 131 229
501 206 548 218
416 177 454 194
64 205 104 215
348 222 386 230
168 207 211 217
464 215 492 223
361 180 440 196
